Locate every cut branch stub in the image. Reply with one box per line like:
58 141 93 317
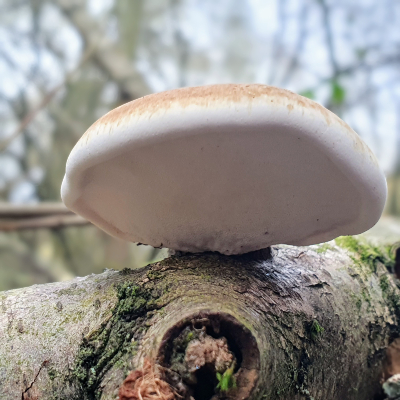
156 312 260 400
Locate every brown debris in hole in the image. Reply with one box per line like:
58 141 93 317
185 334 234 373
383 338 400 381
119 359 178 400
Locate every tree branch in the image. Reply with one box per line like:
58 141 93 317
0 202 70 217
0 46 94 152
0 214 88 231
1 221 399 399
0 202 89 231
57 0 151 100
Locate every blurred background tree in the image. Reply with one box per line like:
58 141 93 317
1 0 400 290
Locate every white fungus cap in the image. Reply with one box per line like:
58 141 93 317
61 84 387 255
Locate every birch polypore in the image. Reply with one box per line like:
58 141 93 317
61 84 386 255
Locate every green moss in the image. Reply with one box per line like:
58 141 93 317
337 238 398 314
47 366 58 381
310 320 324 342
360 288 370 304
388 291 400 315
335 236 390 275
114 340 139 372
186 331 194 343
355 297 362 311
69 281 161 399
147 270 162 280
380 275 390 293
314 243 333 254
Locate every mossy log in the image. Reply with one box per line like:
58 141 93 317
1 220 400 400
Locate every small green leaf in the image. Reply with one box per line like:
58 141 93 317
310 319 325 341
299 90 315 99
331 81 346 105
216 366 236 392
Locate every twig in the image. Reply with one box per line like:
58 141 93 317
57 0 151 99
0 202 71 218
320 0 339 76
0 202 90 231
0 214 89 231
0 46 95 152
0 85 62 152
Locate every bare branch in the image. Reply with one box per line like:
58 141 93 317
280 2 309 86
0 214 89 231
0 85 63 152
302 54 400 101
0 202 90 231
0 47 94 152
57 0 151 100
0 202 70 218
320 0 339 76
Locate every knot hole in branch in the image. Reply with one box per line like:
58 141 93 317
156 311 260 400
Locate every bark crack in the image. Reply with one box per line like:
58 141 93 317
21 360 47 400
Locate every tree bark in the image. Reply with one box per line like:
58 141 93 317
1 221 400 400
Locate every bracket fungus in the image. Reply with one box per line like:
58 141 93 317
61 84 387 254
